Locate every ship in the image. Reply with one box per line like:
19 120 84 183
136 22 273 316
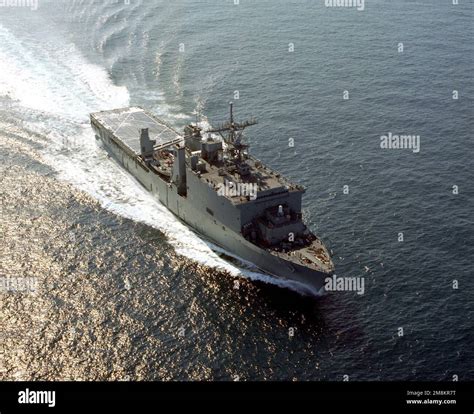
90 103 334 295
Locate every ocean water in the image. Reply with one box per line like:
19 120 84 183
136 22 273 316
0 0 473 381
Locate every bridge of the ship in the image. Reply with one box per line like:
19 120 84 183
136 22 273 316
198 155 302 205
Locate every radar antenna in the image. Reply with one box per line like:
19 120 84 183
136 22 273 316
206 102 257 161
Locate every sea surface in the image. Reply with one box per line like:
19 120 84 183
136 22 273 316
0 0 473 381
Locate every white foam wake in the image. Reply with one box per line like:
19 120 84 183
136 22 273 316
0 24 316 297
0 25 129 121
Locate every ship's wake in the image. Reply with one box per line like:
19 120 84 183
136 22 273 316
0 23 319 297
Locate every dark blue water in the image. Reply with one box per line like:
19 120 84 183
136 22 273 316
0 0 473 380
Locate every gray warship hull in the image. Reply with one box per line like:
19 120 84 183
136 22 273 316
90 107 334 295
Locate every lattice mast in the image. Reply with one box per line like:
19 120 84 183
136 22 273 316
206 102 258 161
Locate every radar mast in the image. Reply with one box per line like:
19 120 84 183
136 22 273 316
206 102 257 161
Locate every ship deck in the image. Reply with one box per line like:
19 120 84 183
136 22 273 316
90 107 183 155
198 155 304 204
